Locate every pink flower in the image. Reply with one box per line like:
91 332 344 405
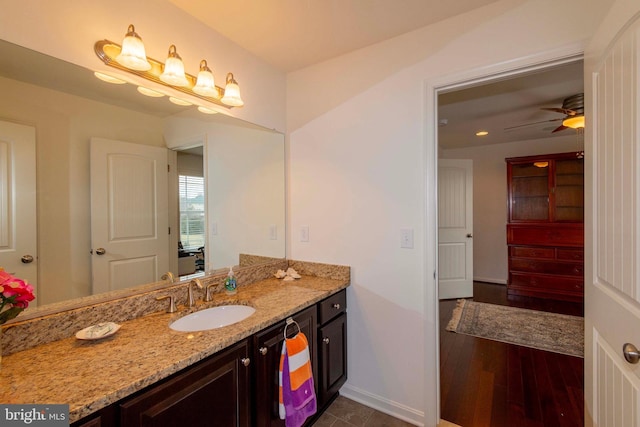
0 268 36 323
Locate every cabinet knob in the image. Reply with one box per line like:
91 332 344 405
259 347 268 356
332 303 341 310
323 337 330 345
241 357 251 367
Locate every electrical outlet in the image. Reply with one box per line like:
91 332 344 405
211 222 218 236
300 225 310 242
401 228 414 249
269 225 277 240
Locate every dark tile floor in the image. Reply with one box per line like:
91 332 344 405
313 396 415 427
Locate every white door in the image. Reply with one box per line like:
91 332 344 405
585 2 640 425
90 138 169 294
438 159 473 299
0 121 37 298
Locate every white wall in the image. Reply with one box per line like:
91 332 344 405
287 0 611 425
164 118 286 270
441 135 583 284
0 0 286 132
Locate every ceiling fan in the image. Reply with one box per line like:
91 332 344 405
505 93 584 133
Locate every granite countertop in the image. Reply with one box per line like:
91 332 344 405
0 275 348 422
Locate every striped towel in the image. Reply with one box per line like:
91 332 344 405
278 332 317 427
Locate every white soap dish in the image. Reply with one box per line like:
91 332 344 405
76 322 121 340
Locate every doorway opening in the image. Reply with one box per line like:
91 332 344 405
435 57 585 426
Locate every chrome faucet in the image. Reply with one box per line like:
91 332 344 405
187 278 203 307
161 271 175 283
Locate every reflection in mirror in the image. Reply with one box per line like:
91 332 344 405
0 39 285 316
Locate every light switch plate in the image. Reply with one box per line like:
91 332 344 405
269 225 277 240
401 228 414 249
300 225 310 242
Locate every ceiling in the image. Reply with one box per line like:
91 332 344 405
168 0 502 72
168 0 584 149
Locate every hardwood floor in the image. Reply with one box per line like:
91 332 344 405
439 282 584 427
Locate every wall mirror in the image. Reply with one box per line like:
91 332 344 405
0 39 285 316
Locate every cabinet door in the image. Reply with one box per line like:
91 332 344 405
509 162 550 221
120 340 250 427
253 306 317 427
318 313 347 406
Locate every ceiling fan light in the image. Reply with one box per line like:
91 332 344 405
563 115 585 129
221 73 244 107
115 25 151 71
160 45 190 87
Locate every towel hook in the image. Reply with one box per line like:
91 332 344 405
284 317 301 339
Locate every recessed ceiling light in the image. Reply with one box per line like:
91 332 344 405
476 130 489 136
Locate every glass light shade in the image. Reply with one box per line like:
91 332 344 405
533 162 549 168
137 86 165 97
160 45 190 87
115 25 151 71
193 60 217 97
221 73 244 107
562 115 585 129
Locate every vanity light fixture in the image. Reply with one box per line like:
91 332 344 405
159 45 190 87
221 73 244 107
115 25 151 71
94 24 244 109
193 60 217 97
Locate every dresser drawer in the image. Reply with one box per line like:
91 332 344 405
507 224 583 246
556 248 584 261
510 246 554 259
509 272 584 293
319 290 346 325
510 258 583 276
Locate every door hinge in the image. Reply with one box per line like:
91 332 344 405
167 164 170 172
168 227 171 235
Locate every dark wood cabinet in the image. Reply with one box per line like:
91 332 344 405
71 291 348 427
506 153 584 302
252 306 317 427
119 340 250 427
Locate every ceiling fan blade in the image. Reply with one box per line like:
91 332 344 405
541 107 577 116
551 124 568 133
504 118 563 131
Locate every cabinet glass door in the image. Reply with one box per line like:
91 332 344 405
511 163 549 221
554 158 584 221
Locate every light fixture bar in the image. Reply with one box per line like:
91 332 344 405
94 39 233 109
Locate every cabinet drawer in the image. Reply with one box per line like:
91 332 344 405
510 246 554 259
507 224 583 246
510 258 583 276
557 248 584 261
319 290 346 325
510 272 584 293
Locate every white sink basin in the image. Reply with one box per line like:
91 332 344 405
170 305 256 332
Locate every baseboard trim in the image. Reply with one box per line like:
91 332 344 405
339 384 425 426
473 277 506 285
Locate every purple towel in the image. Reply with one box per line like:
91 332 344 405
279 335 317 427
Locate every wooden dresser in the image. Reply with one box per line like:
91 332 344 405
506 152 584 302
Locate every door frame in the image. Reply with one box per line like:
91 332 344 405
425 44 586 423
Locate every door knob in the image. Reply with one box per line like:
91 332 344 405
466 233 473 238
623 343 640 364
94 248 106 255
21 255 34 264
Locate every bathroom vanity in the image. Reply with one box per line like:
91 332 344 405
0 261 349 427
